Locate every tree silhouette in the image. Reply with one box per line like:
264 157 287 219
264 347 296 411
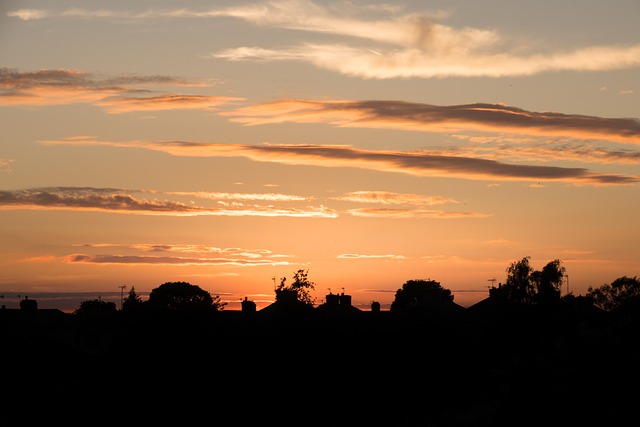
586 275 640 312
122 286 143 312
503 256 535 304
531 259 565 304
147 281 226 311
74 298 117 315
276 269 316 306
501 257 567 305
390 279 453 312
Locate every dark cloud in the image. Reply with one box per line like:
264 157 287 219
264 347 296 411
225 99 640 144
43 138 639 185
0 68 186 90
0 187 200 213
246 144 638 185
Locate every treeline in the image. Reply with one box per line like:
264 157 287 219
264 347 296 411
66 257 640 316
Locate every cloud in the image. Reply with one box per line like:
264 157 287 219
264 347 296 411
333 191 486 218
213 43 640 79
206 1 640 78
21 242 293 267
223 99 640 145
0 68 241 112
43 137 638 186
77 243 279 258
333 191 457 206
337 254 406 260
97 94 237 114
345 208 489 219
166 191 306 202
0 187 337 218
10 1 640 78
449 135 640 165
62 253 288 267
7 9 48 20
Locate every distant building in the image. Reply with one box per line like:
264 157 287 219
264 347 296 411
241 296 256 314
20 296 37 311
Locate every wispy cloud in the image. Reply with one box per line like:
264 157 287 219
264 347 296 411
0 68 240 113
333 191 456 206
213 43 640 79
62 253 288 267
222 99 640 145
77 243 278 258
0 187 337 218
206 1 640 78
10 1 640 78
449 135 640 165
59 242 291 267
166 191 306 202
333 191 486 219
337 254 406 260
345 208 489 219
42 137 639 186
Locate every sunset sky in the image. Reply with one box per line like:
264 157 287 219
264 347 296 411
1 0 639 311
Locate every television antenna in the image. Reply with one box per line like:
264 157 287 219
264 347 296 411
118 285 126 309
488 278 496 288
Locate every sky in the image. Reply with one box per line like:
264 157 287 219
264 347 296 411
1 0 639 312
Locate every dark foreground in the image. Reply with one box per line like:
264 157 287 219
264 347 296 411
3 305 639 426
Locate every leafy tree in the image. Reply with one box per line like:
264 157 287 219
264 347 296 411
500 257 567 305
587 276 640 312
390 279 453 312
147 281 226 311
503 256 536 304
122 286 143 312
531 259 565 304
276 269 316 306
74 298 117 315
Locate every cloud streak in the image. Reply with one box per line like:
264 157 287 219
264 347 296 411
213 43 640 79
223 99 640 145
42 137 639 185
345 208 489 219
337 254 406 260
333 191 457 206
0 68 241 113
0 187 337 218
59 242 291 267
62 254 288 267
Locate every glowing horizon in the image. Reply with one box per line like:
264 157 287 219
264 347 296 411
1 0 639 310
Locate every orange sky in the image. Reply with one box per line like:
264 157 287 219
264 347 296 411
1 0 639 311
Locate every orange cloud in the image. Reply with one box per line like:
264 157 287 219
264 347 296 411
0 68 241 113
333 191 457 206
0 187 337 218
345 207 490 219
62 253 289 267
41 138 640 185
